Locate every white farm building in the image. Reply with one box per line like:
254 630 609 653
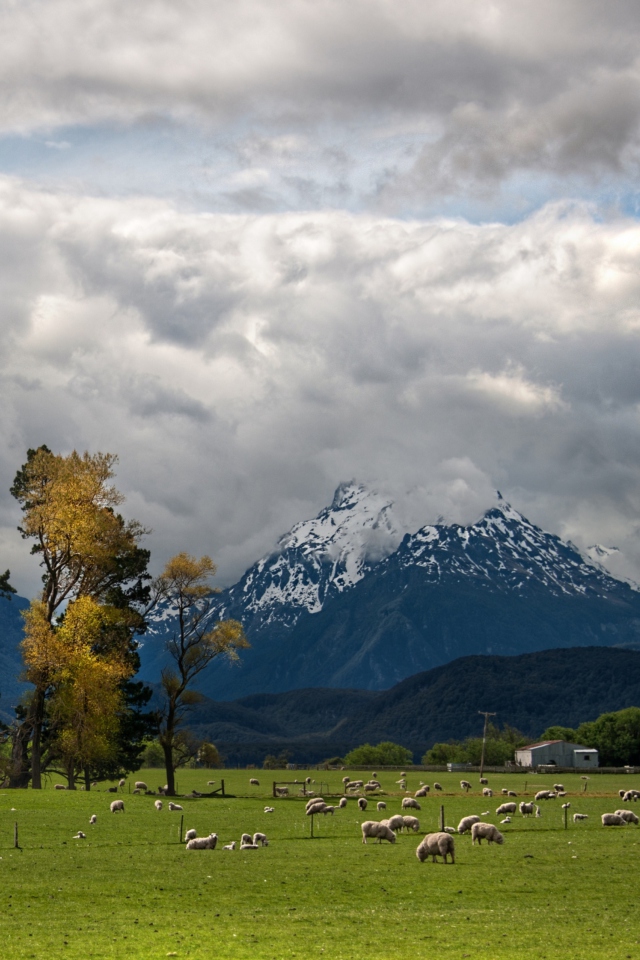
515 740 599 769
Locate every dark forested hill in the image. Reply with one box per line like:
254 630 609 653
188 647 640 764
0 594 29 721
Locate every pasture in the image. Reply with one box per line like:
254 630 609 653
1 769 639 959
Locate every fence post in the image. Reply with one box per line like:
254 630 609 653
273 781 276 799
439 805 445 832
564 806 568 830
310 813 314 838
179 815 184 844
14 822 18 849
221 779 225 797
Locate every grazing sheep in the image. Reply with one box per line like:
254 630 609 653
433 782 443 791
73 831 86 839
377 801 387 811
382 815 406 832
622 790 640 803
416 832 455 864
602 813 626 826
460 780 472 792
185 829 197 841
134 781 147 791
249 778 260 786
186 834 218 850
306 802 329 816
402 815 420 832
207 780 216 786
91 781 98 787
444 826 456 834
553 784 565 792
168 802 183 811
264 806 275 813
89 814 97 824
305 777 312 784
482 787 493 798
402 797 420 811
471 822 504 845
562 802 571 810
358 798 368 812
507 791 518 797
496 802 517 816
306 796 324 809
240 833 253 845
479 778 489 786
361 821 397 844
223 841 236 850
619 789 627 798
107 786 118 793
275 787 289 797
457 815 481 834
338 797 348 809
364 783 379 793
110 800 125 813
501 788 509 795
154 800 163 811
132 789 140 795
253 832 268 846
54 784 67 790
573 813 589 822
342 776 351 785
118 778 126 789
614 809 639 825
556 791 567 797
535 790 556 801
320 805 336 816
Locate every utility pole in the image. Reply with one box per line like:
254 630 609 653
478 710 497 778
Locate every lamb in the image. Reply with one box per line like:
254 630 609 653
168 802 183 811
358 798 368 811
132 789 140 795
482 787 493 798
457 815 481 834
207 781 216 786
500 817 511 824
501 788 508 795
275 787 289 797
402 797 420 810
553 783 565 792
619 789 627 799
377 801 387 811
249 778 260 786
89 815 97 824
495 802 517 816
614 809 639 825
186 833 218 850
107 786 118 793
110 800 125 813
415 787 429 798
264 806 275 813
562 802 571 810
73 831 86 839
320 805 336 815
240 843 259 850
342 776 351 785
253 833 268 846
223 841 236 850
54 784 67 790
361 821 397 844
338 797 348 809
602 813 626 826
433 782 443 791
519 801 537 817
134 781 147 791
444 826 456 834
507 791 518 797
573 813 589 822
402 815 420 832
185 829 197 841
382 815 406 832
118 778 126 789
154 800 163 811
460 780 472 792
416 832 455 864
479 778 489 785
471 822 504 845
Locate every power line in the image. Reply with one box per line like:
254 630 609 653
478 710 497 778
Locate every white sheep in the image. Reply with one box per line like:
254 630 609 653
382 815 406 832
573 813 589 822
306 802 329 816
444 826 456 834
338 797 348 809
562 802 571 810
402 815 420 832
264 806 275 813
208 780 216 786
73 831 86 839
482 787 493 798
433 782 443 791
507 791 518 797
223 841 236 850
500 817 511 824
361 821 396 844
249 778 260 786
118 778 126 789
275 787 289 797
134 781 147 791
619 789 626 798
535 790 556 801
519 801 537 817
132 789 140 795
415 787 429 798
401 797 420 810
377 801 387 811
471 822 504 845
358 798 368 811
154 800 163 811
496 802 517 816
253 832 268 846
186 833 218 850
479 778 489 786
168 802 183 811
416 832 455 864
306 796 324 810
110 800 125 813
185 829 197 841
553 783 565 792
240 843 259 850
602 813 626 826
457 815 481 834
54 784 67 790
614 809 639 825
460 780 472 792
89 815 97 824
501 788 508 795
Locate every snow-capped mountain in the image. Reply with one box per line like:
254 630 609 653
138 482 640 699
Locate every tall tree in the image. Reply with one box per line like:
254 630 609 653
0 569 16 600
153 553 247 795
10 446 152 788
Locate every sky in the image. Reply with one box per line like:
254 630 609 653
2 0 640 595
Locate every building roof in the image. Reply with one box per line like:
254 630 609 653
516 740 596 753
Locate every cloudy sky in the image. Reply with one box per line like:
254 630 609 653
3 0 640 595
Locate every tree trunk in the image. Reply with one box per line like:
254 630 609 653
162 739 176 796
8 719 32 789
30 687 46 789
67 761 76 790
84 767 91 791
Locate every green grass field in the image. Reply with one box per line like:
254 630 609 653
2 769 640 959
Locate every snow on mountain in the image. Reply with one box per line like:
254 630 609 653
215 480 402 625
391 494 631 598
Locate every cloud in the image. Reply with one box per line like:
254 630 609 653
1 178 640 594
2 1 640 205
